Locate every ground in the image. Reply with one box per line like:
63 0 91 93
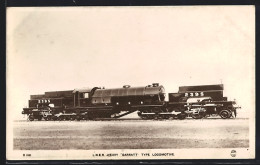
13 118 249 150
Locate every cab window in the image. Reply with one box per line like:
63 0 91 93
83 93 89 98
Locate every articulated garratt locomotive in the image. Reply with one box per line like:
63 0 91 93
22 83 240 121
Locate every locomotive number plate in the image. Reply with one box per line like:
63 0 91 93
185 92 204 97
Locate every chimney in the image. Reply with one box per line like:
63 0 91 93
152 83 159 87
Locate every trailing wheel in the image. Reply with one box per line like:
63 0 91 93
219 110 231 119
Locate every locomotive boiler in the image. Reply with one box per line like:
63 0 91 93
22 83 240 121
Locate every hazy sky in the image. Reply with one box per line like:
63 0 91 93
7 6 255 119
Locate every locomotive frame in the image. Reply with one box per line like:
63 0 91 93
22 83 240 121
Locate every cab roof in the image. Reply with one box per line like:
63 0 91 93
73 88 92 93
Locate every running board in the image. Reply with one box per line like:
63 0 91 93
113 110 137 118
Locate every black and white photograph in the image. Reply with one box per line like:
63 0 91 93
6 6 255 160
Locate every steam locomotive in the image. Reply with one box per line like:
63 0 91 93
22 83 240 121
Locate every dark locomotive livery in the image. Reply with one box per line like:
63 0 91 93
22 83 240 121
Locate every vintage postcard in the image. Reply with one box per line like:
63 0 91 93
6 6 255 160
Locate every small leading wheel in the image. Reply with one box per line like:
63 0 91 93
29 115 34 121
38 116 42 121
219 110 231 119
